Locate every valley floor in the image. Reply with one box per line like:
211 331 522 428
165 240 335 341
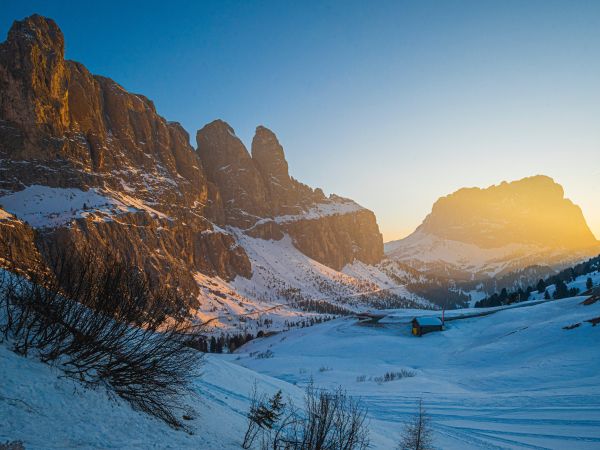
1 296 599 449
238 296 600 449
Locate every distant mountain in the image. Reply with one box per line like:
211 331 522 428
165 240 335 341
386 175 600 281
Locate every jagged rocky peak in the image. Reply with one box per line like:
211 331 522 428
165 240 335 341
251 125 325 215
0 14 385 285
196 120 270 228
194 120 384 268
386 175 599 281
420 175 598 249
251 125 290 185
0 15 68 136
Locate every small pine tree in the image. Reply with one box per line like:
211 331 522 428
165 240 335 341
537 279 546 293
586 277 593 290
544 289 550 300
499 288 508 303
553 280 569 299
242 389 285 449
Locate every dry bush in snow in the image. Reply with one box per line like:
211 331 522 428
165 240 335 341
0 248 203 429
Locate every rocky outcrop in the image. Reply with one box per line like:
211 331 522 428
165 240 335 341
419 175 598 249
251 126 324 216
386 175 600 280
282 209 383 270
41 212 251 300
0 14 384 306
0 211 43 275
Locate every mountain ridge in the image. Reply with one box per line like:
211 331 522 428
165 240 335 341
0 14 388 324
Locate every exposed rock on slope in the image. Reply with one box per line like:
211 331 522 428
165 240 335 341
251 125 324 216
0 209 42 275
0 15 384 308
386 175 600 280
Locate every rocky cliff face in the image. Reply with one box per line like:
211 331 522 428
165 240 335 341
419 175 597 250
386 175 599 280
197 120 383 270
0 210 42 276
0 15 383 301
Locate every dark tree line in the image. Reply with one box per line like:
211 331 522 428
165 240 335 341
475 254 600 308
196 315 337 354
291 299 354 316
407 283 470 309
192 332 256 354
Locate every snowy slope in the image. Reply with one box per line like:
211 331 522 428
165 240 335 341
189 230 430 333
0 345 303 449
2 293 599 449
0 185 167 228
0 185 428 335
238 296 600 449
385 229 553 278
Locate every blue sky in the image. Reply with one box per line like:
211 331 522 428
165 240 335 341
2 1 600 240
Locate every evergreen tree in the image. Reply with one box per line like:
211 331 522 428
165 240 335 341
544 289 550 300
586 277 593 290
553 280 569 299
242 389 285 449
537 279 546 293
216 336 224 353
499 288 508 303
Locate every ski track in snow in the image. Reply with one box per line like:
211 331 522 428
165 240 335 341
237 296 600 449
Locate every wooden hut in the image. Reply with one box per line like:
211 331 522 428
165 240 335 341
411 317 443 336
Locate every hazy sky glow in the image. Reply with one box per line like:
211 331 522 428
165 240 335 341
3 1 600 241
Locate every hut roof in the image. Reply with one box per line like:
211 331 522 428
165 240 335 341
413 317 443 326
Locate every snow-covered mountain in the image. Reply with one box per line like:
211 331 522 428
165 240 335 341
386 176 600 281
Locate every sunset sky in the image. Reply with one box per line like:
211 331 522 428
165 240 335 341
3 0 599 241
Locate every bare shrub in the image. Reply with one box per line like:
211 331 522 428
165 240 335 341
374 369 416 383
242 383 369 450
0 441 25 450
397 399 434 450
0 248 203 429
254 349 274 359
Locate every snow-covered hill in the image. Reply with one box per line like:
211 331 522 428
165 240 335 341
0 343 303 449
385 228 557 278
238 296 600 449
190 230 430 333
3 294 599 449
